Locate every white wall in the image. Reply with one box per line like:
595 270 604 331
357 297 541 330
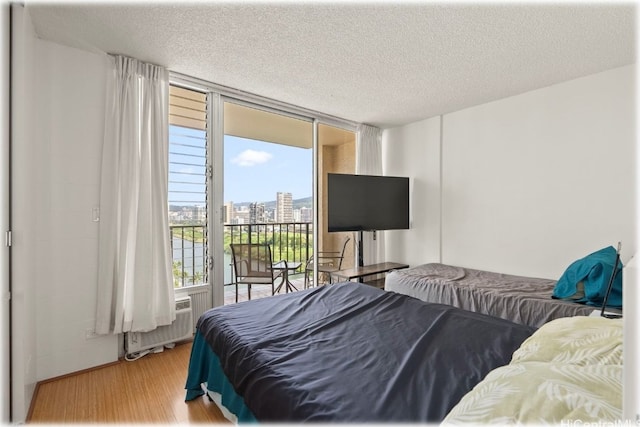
11 4 39 422
33 40 118 380
382 117 441 267
1 3 11 423
11 8 118 421
383 64 636 280
442 65 635 279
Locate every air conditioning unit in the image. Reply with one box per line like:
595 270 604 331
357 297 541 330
125 296 193 354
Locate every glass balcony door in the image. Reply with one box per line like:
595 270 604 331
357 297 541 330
221 100 313 304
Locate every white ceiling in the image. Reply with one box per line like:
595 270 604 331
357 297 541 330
26 2 636 129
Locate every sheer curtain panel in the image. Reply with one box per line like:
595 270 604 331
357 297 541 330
355 124 385 266
96 55 175 335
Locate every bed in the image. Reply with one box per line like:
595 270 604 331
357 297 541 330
443 315 622 423
185 282 535 422
385 263 596 328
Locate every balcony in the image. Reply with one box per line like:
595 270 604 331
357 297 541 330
170 222 313 304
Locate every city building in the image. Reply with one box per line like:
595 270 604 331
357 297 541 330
300 206 313 223
223 202 234 224
249 202 266 224
235 206 250 224
276 192 293 223
193 205 206 223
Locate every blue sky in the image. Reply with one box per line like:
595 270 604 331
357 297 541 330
224 135 312 204
168 126 312 206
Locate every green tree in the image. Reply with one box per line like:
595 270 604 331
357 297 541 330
173 260 188 288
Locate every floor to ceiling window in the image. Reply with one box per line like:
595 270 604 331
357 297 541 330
169 72 358 312
222 101 313 304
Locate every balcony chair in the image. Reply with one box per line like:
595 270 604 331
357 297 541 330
304 237 351 288
230 243 286 302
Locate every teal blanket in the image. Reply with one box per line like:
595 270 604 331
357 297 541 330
184 331 257 423
552 246 623 308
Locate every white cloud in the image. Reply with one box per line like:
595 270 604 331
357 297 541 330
231 149 273 167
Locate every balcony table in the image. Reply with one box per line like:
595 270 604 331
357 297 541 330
273 261 303 293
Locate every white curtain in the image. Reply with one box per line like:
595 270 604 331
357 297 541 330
355 123 385 266
95 55 175 334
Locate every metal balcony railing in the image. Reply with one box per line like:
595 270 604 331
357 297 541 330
170 222 313 288
170 225 208 287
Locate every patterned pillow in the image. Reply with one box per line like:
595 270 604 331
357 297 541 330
512 316 622 366
552 246 622 307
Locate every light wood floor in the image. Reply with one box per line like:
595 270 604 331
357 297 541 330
28 280 312 424
28 341 229 424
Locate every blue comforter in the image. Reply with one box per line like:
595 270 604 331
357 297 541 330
186 282 535 422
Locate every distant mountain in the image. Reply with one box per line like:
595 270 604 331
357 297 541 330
292 196 313 209
171 196 313 212
233 196 313 210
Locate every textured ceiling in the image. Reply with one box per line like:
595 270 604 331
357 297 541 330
26 2 636 128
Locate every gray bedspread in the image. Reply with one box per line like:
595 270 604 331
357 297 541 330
385 263 594 328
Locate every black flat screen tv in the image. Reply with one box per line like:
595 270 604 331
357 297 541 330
327 173 410 232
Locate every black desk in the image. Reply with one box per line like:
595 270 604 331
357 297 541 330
331 262 409 284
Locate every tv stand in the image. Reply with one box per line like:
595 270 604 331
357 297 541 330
331 262 409 286
358 231 364 267
356 230 378 267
